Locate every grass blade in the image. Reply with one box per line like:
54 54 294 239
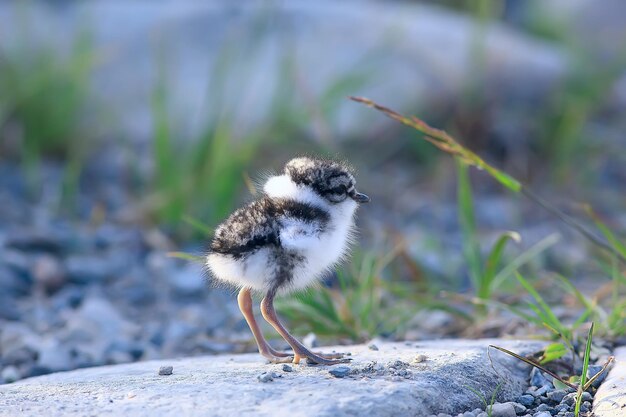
489 345 577 389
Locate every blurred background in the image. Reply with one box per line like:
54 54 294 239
1 0 625 384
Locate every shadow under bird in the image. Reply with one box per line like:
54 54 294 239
206 157 370 365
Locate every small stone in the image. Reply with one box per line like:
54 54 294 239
436 414 452 417
547 389 567 403
511 402 527 414
388 360 409 369
517 395 534 407
563 413 574 417
586 365 607 387
530 385 550 397
282 364 293 372
530 368 551 387
532 412 551 417
257 372 274 383
158 366 173 376
127 392 136 399
368 344 379 351
413 354 427 363
476 412 488 417
561 393 576 406
32 255 66 292
1 366 20 383
487 402 516 417
328 366 351 378
535 404 552 413
580 392 592 402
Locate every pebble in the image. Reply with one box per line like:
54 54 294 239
487 402 516 417
510 402 527 414
517 394 534 407
257 372 274 383
561 393 576 406
413 354 427 363
368 344 379 351
546 389 566 403
586 364 607 387
65 255 112 284
533 412 551 417
32 254 66 292
1 366 20 384
328 366 351 378
158 366 173 376
530 368 551 388
281 364 293 372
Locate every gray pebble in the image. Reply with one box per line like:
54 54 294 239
257 372 274 383
510 402 526 414
533 413 551 417
554 404 570 413
561 393 576 406
547 389 567 403
517 394 534 407
368 344 379 351
328 366 351 378
586 365 607 387
535 404 552 413
1 366 20 384
580 391 592 402
487 402 516 417
530 368 551 387
529 385 550 397
158 365 173 376
282 364 293 372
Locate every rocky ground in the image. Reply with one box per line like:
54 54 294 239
1 340 622 417
0 158 241 384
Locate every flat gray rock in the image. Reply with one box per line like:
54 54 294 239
0 339 544 417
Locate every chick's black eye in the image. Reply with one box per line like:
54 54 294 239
332 185 347 194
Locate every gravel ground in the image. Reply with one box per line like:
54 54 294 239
434 365 609 417
0 159 244 384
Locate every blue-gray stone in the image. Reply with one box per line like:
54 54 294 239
329 366 351 378
547 389 566 403
517 395 534 407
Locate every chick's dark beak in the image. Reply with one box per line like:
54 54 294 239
350 192 370 203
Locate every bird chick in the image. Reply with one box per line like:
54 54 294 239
206 157 369 365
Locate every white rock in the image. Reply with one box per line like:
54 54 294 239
486 402 516 417
0 339 544 417
593 346 626 417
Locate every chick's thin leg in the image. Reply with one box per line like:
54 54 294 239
237 287 293 363
260 293 351 365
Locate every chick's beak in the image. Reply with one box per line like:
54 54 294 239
350 191 370 203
